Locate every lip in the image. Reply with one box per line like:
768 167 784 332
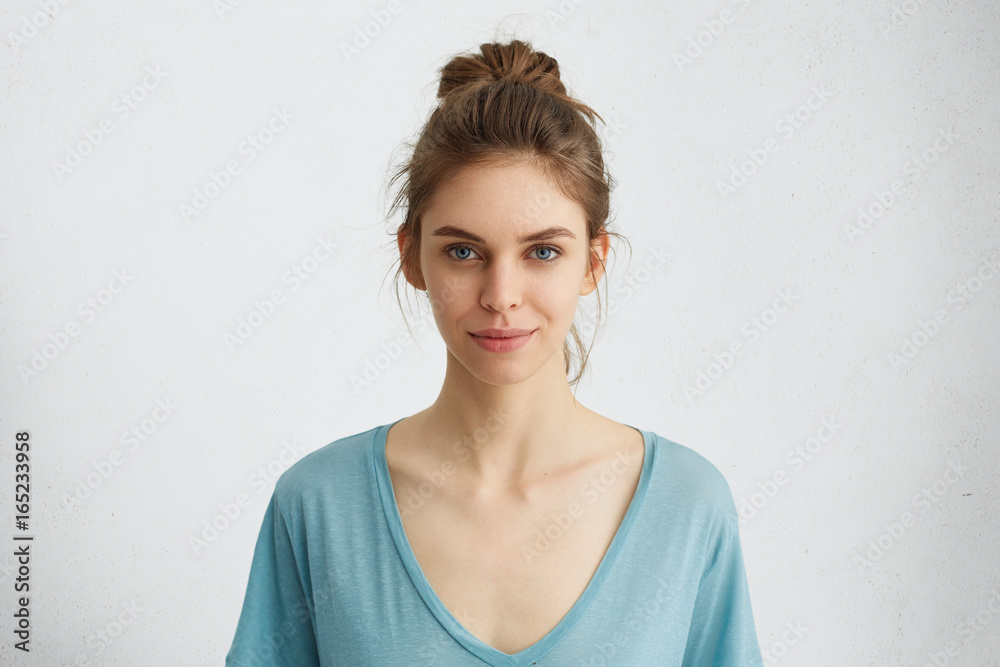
469 328 534 338
468 329 534 353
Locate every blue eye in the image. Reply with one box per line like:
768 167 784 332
444 244 563 263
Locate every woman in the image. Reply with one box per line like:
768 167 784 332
227 38 764 666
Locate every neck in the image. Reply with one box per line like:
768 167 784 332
411 348 597 494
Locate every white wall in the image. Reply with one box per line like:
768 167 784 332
1 0 998 664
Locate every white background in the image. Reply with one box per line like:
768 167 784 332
1 0 998 665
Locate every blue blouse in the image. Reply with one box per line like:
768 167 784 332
226 420 764 666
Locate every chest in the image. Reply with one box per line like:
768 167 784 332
388 438 644 655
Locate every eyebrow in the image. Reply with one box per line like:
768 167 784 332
429 225 578 244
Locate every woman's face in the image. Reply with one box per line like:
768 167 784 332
401 160 608 385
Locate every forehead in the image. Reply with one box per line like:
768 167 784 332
422 161 587 237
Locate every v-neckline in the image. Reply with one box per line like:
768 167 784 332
371 418 656 666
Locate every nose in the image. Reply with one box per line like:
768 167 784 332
479 258 523 312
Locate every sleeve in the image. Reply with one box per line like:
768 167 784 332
681 519 764 667
225 492 321 667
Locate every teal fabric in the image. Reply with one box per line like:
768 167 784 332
226 420 764 666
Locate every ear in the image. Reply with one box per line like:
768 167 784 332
398 227 426 291
580 232 610 296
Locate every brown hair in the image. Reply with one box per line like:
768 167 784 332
380 38 629 388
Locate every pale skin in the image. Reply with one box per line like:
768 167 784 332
388 159 646 653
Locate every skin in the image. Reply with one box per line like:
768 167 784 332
395 159 613 499
390 161 646 654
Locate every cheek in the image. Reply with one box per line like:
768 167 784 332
424 275 473 321
530 279 580 317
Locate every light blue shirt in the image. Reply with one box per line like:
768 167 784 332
226 420 764 666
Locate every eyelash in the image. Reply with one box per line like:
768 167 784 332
444 243 563 264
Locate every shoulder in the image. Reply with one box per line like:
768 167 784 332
647 430 739 524
272 423 383 509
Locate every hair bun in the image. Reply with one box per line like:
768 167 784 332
437 39 566 99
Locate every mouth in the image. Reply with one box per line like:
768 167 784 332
469 328 534 339
468 329 535 352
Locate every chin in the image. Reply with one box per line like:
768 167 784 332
451 339 564 386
